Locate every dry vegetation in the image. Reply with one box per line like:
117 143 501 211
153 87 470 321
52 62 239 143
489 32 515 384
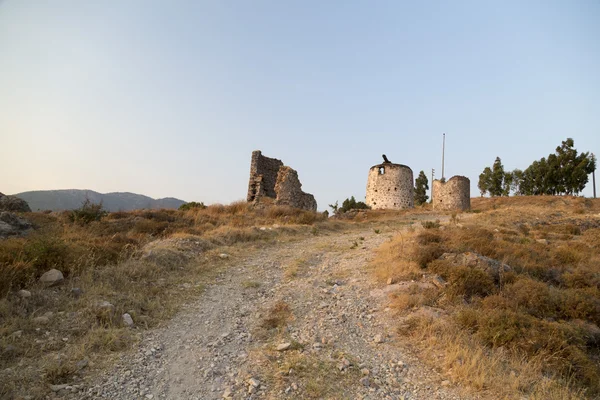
0 201 335 399
372 196 600 399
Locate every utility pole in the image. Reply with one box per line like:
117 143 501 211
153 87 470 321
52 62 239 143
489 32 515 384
593 153 597 199
441 133 446 180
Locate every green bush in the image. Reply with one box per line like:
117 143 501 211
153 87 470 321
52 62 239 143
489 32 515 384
69 199 107 224
179 201 206 211
329 196 370 214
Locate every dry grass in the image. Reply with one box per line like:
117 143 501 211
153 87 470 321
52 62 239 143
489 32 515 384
0 202 333 399
374 196 600 399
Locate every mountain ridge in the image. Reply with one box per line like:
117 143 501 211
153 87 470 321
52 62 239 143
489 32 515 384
13 189 186 212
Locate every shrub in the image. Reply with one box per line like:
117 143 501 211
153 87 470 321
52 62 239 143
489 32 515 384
69 199 107 224
413 243 445 269
178 201 206 211
421 220 440 229
447 266 495 300
330 196 370 214
416 231 443 245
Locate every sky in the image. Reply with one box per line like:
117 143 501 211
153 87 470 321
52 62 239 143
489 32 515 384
1 0 599 210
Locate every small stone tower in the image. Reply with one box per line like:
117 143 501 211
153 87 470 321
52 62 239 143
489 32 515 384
432 176 471 211
365 160 414 210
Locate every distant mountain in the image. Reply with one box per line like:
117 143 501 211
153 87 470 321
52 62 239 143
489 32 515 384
14 189 186 212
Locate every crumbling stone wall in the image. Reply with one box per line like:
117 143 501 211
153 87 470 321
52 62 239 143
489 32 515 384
432 176 470 211
274 166 317 211
247 151 284 202
365 163 414 210
246 150 317 211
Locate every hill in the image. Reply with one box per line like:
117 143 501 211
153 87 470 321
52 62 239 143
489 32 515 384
13 189 186 211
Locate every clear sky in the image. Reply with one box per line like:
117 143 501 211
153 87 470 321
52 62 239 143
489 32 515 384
1 1 599 209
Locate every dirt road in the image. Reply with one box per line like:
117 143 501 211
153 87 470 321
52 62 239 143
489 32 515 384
77 219 476 400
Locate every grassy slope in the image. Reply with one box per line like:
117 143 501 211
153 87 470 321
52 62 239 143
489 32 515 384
0 201 335 399
371 196 600 399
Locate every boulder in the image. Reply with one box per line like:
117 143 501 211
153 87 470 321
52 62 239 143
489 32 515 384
0 194 31 212
439 252 511 281
122 313 134 327
0 212 32 238
39 269 64 287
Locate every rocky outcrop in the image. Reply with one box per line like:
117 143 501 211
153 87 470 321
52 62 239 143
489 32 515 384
439 252 511 281
0 212 32 238
0 193 31 212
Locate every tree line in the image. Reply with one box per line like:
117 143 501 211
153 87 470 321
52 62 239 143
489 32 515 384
478 138 596 197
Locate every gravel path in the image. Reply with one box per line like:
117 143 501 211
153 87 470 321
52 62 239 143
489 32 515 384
74 220 482 400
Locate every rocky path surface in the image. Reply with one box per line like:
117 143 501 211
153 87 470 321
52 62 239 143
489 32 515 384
76 221 480 400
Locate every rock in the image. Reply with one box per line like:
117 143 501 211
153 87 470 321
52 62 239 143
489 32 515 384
361 368 370 376
276 342 291 351
373 334 384 344
0 212 32 238
536 239 549 245
247 378 260 388
219 253 229 259
439 252 511 280
70 287 84 298
17 289 31 298
431 275 447 289
11 330 22 338
441 380 451 386
222 388 232 398
50 384 68 392
122 313 134 327
39 269 64 287
33 316 50 324
76 359 89 370
386 277 397 285
95 301 115 319
0 194 31 212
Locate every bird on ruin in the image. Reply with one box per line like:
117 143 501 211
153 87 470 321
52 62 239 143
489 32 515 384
382 154 391 163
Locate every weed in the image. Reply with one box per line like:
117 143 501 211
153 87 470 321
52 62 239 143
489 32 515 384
422 220 441 229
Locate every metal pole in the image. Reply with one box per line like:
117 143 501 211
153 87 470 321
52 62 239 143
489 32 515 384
441 133 445 180
593 153 597 199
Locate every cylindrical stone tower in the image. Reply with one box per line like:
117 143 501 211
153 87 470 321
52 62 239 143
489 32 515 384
365 162 414 210
432 176 471 211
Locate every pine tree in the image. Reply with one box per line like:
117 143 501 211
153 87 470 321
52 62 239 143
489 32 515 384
414 171 429 205
490 157 505 196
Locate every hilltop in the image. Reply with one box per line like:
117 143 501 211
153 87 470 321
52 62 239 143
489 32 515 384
13 189 185 212
0 196 598 399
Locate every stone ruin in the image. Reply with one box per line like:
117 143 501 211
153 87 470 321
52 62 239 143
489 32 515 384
365 156 414 210
432 176 471 211
247 151 317 211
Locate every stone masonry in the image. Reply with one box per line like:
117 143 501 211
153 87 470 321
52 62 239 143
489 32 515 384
365 162 414 210
432 176 471 211
247 150 317 211
247 151 283 202
274 166 318 211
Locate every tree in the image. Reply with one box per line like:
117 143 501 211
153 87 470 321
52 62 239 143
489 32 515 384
490 157 505 196
502 171 513 196
414 170 429 205
478 167 492 196
491 138 595 196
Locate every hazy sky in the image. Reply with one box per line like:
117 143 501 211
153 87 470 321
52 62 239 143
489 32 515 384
1 1 599 209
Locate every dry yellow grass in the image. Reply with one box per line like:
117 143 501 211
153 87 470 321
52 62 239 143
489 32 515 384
0 202 332 399
373 196 600 399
